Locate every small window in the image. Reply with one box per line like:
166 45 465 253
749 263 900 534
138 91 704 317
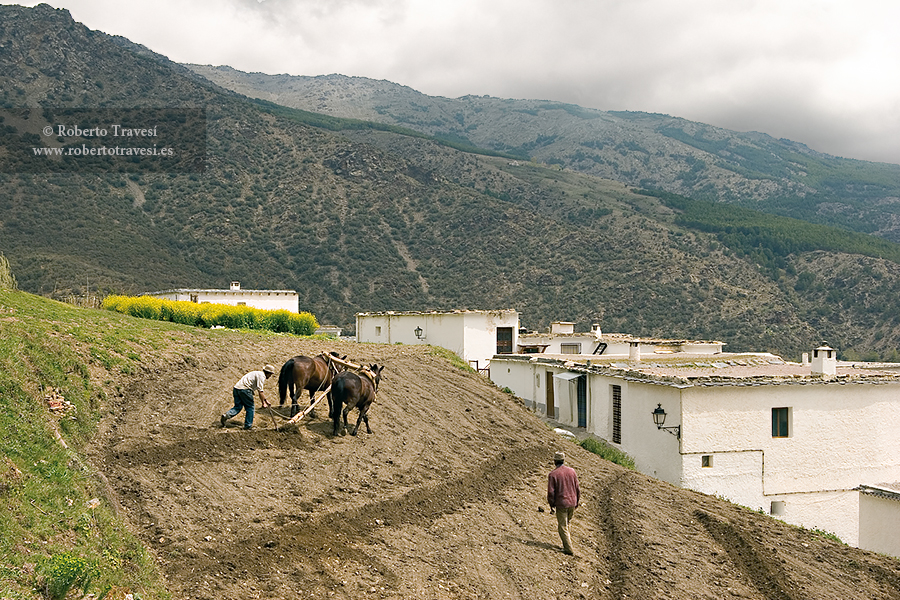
770 501 786 516
237 302 246 306
560 343 581 354
701 455 712 468
375 326 381 336
772 407 790 438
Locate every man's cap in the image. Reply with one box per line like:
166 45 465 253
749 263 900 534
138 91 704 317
554 451 565 462
263 364 276 374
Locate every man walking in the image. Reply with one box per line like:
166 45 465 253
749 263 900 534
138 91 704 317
221 364 275 430
547 451 580 555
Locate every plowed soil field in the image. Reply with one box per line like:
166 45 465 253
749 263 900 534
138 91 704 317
89 335 900 599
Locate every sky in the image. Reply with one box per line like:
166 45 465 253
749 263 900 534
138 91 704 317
8 0 900 165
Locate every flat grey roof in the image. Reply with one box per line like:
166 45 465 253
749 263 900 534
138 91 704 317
492 353 900 387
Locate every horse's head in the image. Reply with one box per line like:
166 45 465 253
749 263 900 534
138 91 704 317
368 364 385 388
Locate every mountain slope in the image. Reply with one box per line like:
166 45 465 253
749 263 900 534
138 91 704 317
2 5 900 360
187 66 900 242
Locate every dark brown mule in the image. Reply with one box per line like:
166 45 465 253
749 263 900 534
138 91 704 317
278 352 344 417
328 364 384 436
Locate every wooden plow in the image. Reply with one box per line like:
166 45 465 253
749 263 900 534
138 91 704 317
275 354 366 432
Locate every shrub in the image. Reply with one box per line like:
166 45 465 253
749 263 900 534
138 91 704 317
101 295 319 335
579 437 636 470
124 296 163 320
38 552 98 600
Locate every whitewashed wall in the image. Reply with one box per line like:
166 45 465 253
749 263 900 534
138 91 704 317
462 311 519 369
682 447 765 511
681 383 900 546
683 384 900 494
859 493 900 556
357 311 518 368
490 358 535 402
520 334 601 354
616 379 683 483
151 290 299 312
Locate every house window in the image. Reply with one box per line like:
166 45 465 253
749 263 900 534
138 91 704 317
772 407 790 438
611 385 621 444
770 501 786 516
701 455 713 468
560 343 581 354
375 326 381 336
237 302 246 306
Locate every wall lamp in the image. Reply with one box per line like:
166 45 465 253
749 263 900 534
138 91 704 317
414 326 423 339
652 404 681 439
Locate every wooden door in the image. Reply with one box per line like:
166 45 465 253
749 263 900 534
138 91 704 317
577 375 587 428
496 327 513 354
545 371 555 419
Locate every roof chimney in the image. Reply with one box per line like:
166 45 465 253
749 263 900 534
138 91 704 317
629 340 641 362
811 344 836 377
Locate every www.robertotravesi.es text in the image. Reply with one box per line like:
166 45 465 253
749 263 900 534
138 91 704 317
32 144 175 157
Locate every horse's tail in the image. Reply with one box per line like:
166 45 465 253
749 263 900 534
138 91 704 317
278 358 294 404
329 374 349 420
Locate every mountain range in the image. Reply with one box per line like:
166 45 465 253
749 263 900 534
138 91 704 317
2 4 900 360
189 65 900 242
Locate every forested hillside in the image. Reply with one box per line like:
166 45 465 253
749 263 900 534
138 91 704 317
2 5 900 360
189 67 900 242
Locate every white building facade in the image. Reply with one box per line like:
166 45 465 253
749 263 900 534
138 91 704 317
518 322 724 357
356 309 519 371
147 281 299 312
490 348 900 556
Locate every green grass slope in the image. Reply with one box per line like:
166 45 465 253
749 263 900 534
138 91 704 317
0 288 259 598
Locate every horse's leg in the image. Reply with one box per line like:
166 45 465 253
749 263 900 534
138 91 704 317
308 389 317 419
351 404 372 436
350 413 361 436
284 374 299 417
290 388 300 418
340 405 351 436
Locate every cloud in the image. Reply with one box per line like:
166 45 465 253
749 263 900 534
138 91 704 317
6 0 900 164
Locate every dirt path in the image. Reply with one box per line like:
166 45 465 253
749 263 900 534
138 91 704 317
89 336 900 599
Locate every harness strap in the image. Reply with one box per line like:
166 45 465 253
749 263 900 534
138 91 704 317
308 354 333 398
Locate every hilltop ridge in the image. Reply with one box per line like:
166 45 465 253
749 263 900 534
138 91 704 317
188 65 900 243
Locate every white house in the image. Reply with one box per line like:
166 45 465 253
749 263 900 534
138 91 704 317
518 321 724 357
146 281 299 312
490 343 900 557
356 309 519 371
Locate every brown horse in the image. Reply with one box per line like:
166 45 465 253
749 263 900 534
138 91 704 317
329 364 384 436
278 352 344 417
